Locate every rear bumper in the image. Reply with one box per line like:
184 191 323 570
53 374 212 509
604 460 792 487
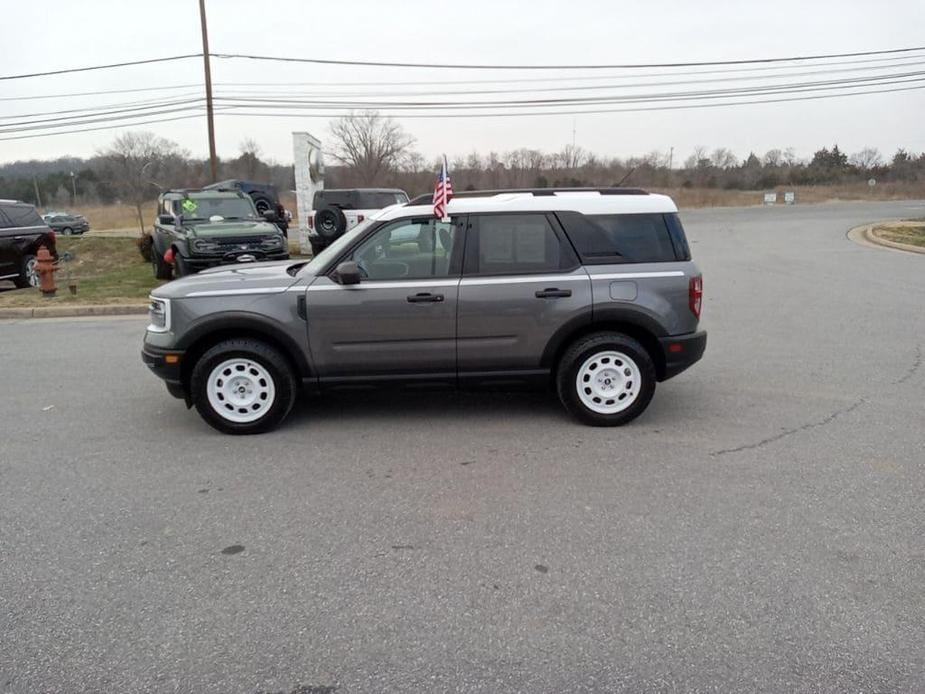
658 330 707 381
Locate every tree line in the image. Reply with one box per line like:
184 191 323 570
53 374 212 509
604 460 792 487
2 112 924 219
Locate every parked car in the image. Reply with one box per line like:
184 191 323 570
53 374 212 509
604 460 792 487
43 213 89 235
0 200 57 288
202 180 291 236
149 189 289 280
306 188 409 256
143 187 706 435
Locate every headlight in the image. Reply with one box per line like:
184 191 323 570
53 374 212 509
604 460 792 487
147 297 170 332
260 236 283 248
191 238 220 253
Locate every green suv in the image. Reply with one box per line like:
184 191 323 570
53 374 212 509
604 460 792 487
150 190 289 279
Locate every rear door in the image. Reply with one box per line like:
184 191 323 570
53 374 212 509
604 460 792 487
456 213 592 380
0 204 47 277
0 206 17 276
305 215 465 383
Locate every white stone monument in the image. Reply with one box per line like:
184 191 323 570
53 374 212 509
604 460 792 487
292 132 324 252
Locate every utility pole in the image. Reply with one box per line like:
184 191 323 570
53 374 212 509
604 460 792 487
668 146 674 170
199 0 218 182
32 175 43 209
70 171 77 204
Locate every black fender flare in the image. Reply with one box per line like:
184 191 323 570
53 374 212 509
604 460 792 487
540 305 667 369
176 311 312 377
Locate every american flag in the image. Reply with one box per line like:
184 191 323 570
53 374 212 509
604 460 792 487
432 155 453 222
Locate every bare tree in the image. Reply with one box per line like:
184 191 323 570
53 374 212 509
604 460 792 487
684 145 710 169
557 144 588 169
96 131 184 235
710 148 739 169
763 149 783 167
328 111 416 185
236 138 264 180
850 147 882 171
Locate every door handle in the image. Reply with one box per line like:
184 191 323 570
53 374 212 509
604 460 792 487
407 292 444 303
535 288 572 298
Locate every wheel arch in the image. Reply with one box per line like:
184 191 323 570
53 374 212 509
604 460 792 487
176 313 311 392
542 307 668 381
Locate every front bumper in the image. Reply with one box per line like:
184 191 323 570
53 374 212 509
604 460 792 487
141 344 186 398
658 330 707 381
181 250 290 270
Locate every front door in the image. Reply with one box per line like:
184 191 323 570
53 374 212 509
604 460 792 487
305 215 464 384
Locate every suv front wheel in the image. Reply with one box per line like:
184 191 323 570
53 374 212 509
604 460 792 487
190 339 297 434
557 332 656 426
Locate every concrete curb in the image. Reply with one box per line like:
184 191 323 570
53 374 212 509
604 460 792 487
0 304 148 320
848 222 925 255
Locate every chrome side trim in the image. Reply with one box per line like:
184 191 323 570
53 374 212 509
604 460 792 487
460 274 587 287
307 280 461 291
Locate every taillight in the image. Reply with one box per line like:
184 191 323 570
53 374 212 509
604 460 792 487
307 216 314 230
357 214 365 223
689 275 703 318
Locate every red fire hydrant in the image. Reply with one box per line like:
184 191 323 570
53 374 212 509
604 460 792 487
35 245 57 297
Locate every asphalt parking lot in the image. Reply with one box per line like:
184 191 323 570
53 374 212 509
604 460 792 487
2 200 924 693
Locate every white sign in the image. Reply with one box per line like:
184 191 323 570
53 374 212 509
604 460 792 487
868 178 877 187
292 132 325 252
784 191 796 205
763 192 777 205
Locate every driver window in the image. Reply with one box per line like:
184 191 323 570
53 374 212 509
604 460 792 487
350 218 458 280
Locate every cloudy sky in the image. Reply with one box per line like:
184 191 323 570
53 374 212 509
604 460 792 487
2 0 924 166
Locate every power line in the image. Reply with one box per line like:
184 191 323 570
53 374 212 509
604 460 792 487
3 80 921 141
210 45 925 71
0 84 202 102
0 93 204 121
211 59 925 100
0 55 202 81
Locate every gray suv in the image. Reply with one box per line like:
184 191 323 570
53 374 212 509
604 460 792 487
142 188 706 434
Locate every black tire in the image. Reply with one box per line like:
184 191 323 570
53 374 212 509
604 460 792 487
173 254 192 278
252 196 272 215
190 339 298 435
62 227 73 236
315 206 347 239
151 246 173 280
556 332 656 426
13 254 38 289
309 240 326 258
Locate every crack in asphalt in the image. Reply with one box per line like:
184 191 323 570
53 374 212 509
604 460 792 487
895 345 922 385
712 398 867 457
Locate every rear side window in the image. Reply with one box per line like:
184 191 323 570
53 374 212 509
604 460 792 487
466 214 576 275
0 207 12 228
3 204 44 228
313 191 408 210
557 212 681 264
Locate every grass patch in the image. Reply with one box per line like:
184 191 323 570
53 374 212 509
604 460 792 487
0 237 162 307
872 221 925 248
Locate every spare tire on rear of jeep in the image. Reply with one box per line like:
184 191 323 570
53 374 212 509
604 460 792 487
315 206 347 239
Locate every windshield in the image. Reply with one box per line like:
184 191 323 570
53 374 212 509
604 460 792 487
176 196 257 221
301 218 377 273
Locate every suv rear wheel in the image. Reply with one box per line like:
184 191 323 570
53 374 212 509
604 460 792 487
190 339 297 435
556 332 656 426
13 254 39 289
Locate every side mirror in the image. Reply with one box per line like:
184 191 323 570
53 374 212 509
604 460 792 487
335 261 361 286
157 214 173 225
262 210 279 222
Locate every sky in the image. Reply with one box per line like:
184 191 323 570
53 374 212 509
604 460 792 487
2 0 925 166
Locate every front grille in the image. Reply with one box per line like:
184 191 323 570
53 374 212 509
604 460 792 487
212 236 269 248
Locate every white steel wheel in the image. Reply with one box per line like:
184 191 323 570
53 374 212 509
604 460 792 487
575 350 641 415
206 358 277 423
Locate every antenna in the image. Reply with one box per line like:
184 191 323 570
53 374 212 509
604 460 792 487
617 167 636 186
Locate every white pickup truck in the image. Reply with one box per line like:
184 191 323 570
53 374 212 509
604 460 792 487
306 188 409 256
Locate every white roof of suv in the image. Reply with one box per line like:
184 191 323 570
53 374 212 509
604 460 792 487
378 188 677 221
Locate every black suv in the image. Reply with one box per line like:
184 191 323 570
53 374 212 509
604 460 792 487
0 200 57 288
203 180 290 236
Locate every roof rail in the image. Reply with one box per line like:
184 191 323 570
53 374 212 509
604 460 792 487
406 187 649 206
